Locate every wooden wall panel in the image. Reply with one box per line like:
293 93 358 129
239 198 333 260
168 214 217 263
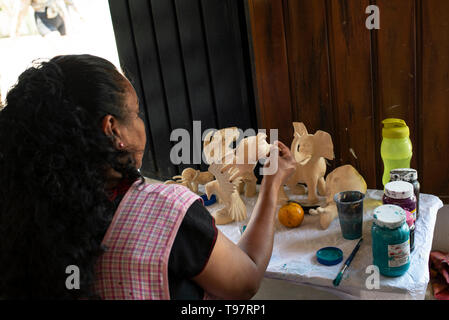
111 0 449 200
283 0 336 171
247 0 293 145
374 0 418 189
327 0 377 188
421 0 449 202
248 0 449 200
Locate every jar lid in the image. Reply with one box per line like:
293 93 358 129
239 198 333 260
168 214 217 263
382 118 410 139
390 168 418 182
373 205 406 229
316 247 343 266
384 181 414 199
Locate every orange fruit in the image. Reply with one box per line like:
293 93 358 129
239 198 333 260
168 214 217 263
278 202 305 228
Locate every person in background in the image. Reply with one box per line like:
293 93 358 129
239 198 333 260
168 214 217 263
14 0 69 37
0 54 296 299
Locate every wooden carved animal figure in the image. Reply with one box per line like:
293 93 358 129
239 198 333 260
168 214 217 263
203 127 240 165
279 122 334 205
230 133 272 197
205 163 246 225
309 165 367 229
164 167 214 194
202 127 241 204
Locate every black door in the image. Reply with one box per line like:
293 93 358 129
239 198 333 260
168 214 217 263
108 0 257 181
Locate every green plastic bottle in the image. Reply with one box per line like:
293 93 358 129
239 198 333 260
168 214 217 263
381 119 413 186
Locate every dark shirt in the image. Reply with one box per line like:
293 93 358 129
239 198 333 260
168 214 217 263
109 180 217 300
168 199 217 299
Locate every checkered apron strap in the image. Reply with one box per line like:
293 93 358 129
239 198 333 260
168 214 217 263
94 181 202 299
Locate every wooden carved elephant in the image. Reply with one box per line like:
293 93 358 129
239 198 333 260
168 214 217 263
278 122 334 205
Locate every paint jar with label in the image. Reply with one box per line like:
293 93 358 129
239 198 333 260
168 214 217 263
405 210 415 252
372 205 410 277
390 168 420 220
383 181 417 221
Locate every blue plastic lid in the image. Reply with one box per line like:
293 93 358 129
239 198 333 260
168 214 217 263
316 247 343 266
200 194 216 206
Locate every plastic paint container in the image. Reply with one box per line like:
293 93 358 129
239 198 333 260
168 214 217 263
372 205 410 277
383 181 416 220
405 210 415 252
390 168 420 221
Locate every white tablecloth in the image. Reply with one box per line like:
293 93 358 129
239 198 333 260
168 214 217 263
205 187 443 300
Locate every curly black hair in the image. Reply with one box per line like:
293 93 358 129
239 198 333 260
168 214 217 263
0 54 143 299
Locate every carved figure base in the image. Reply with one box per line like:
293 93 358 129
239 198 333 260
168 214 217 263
212 208 235 225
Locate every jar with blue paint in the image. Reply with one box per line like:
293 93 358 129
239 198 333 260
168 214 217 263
372 204 410 277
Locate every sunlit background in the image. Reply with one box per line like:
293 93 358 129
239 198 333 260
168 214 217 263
0 0 120 104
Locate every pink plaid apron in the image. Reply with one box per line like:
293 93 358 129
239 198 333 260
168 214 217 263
93 181 202 299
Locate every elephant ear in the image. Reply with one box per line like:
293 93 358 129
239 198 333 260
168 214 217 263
203 129 215 146
314 130 335 160
293 122 308 137
220 127 240 162
221 127 240 144
203 127 239 164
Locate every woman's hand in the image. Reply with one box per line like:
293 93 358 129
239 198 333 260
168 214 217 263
261 141 297 189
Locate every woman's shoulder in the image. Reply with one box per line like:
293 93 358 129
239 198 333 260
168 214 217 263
132 180 203 209
135 180 193 196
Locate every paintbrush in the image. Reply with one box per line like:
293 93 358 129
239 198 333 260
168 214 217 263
333 238 363 287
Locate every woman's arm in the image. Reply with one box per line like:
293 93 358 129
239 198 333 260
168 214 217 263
192 141 296 299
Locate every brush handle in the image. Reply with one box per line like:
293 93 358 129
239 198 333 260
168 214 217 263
332 239 363 287
345 238 363 266
333 265 348 287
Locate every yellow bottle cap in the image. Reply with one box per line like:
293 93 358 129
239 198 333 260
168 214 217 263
382 118 410 139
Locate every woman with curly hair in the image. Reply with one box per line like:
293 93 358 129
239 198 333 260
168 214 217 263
0 54 296 300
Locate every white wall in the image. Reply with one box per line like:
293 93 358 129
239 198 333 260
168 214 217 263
432 205 449 252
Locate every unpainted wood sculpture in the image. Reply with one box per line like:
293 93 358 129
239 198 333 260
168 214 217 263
164 167 214 194
278 122 334 205
205 163 246 225
202 127 240 204
203 127 240 165
231 133 272 197
203 129 272 224
309 164 367 229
